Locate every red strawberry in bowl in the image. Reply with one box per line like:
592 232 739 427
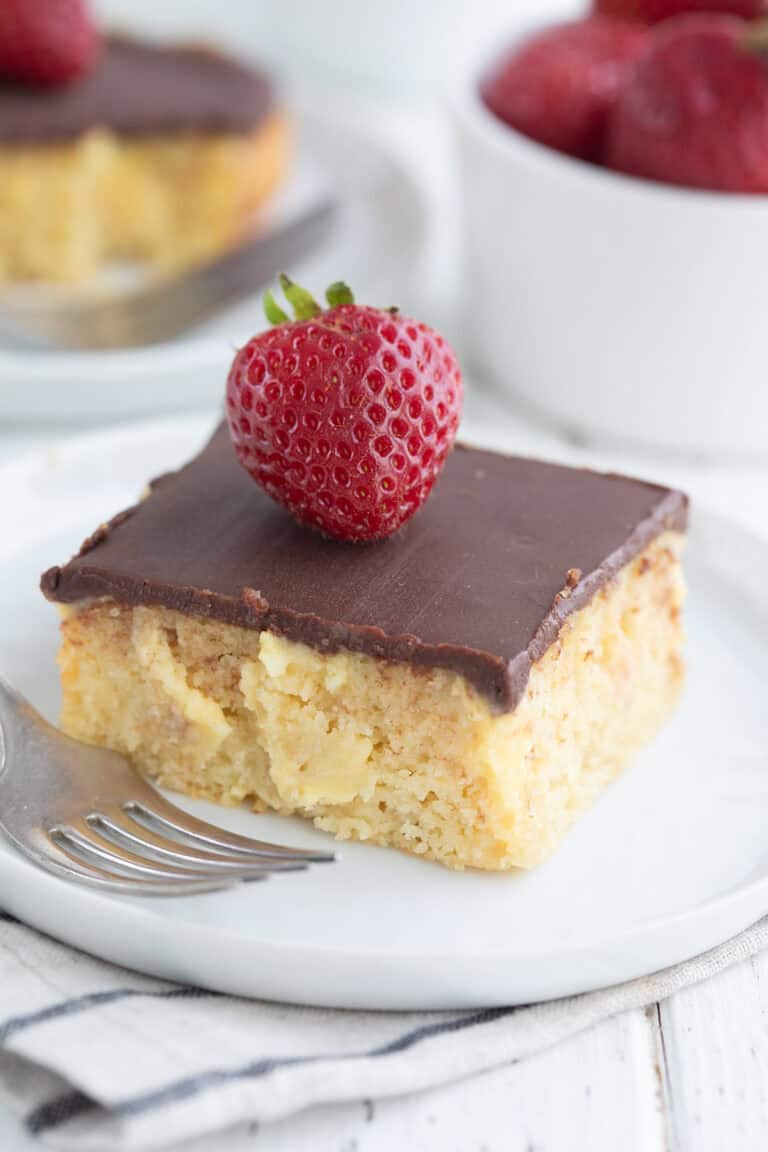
226 277 463 543
594 0 766 24
605 14 768 192
0 0 102 87
480 17 648 162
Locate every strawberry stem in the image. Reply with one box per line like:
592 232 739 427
264 291 289 326
743 20 768 54
263 276 359 327
279 274 321 321
326 282 355 308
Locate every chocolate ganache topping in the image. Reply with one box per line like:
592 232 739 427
41 425 688 713
0 36 273 144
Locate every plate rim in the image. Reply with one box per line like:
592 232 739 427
0 416 766 1007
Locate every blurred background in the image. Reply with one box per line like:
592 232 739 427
1 0 767 489
95 0 573 101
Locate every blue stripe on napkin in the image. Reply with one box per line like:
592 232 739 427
27 1006 519 1135
0 987 216 1044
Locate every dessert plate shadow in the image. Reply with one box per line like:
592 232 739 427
0 416 766 1010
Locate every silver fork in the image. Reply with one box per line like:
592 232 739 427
0 678 334 897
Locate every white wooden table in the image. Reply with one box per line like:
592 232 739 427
0 947 766 1150
0 397 767 1151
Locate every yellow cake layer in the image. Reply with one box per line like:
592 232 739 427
55 532 685 871
0 114 288 283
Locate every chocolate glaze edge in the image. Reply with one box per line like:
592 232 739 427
40 457 688 715
506 487 687 707
0 35 274 144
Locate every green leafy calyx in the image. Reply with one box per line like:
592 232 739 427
263 275 356 327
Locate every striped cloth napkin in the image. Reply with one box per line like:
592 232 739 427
1 910 767 1150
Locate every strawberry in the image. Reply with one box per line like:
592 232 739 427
605 14 768 192
0 0 102 87
480 18 648 162
226 277 463 543
594 0 766 25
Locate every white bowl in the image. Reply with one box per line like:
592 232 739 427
456 62 768 458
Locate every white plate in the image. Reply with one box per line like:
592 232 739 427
0 111 425 423
0 417 767 1010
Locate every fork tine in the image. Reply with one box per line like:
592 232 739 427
49 824 284 883
0 676 336 897
88 811 312 873
126 799 336 863
37 834 244 897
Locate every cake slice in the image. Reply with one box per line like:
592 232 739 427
41 427 687 871
0 36 287 283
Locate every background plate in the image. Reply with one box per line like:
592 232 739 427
0 110 425 423
0 417 766 1010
